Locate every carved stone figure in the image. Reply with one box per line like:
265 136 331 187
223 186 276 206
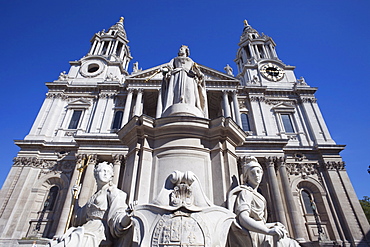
161 45 207 118
49 161 132 247
58 71 68 81
227 157 300 247
224 64 234 76
132 61 141 74
130 170 234 246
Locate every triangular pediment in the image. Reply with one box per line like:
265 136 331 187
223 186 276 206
270 101 295 112
67 98 91 109
127 63 239 83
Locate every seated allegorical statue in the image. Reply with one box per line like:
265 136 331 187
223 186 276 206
227 156 300 247
161 45 207 118
50 161 132 247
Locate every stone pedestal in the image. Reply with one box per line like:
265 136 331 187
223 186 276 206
117 115 246 206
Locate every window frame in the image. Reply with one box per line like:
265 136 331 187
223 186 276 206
68 110 83 129
281 113 295 133
241 113 251 132
111 110 124 130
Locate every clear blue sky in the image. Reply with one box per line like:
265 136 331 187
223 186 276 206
0 1 369 199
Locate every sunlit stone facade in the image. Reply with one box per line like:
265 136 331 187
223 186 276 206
0 18 369 247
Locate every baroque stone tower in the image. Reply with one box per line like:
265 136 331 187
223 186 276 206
0 18 369 246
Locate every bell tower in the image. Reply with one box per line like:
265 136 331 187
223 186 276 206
88 17 131 67
64 17 132 87
235 20 296 85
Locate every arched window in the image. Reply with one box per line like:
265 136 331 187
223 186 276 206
43 186 59 211
112 111 124 129
301 189 314 214
241 113 251 131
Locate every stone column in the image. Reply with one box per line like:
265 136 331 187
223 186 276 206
78 155 98 207
97 41 104 55
270 44 277 58
264 157 287 227
232 91 242 126
112 41 118 55
122 89 133 125
134 89 143 116
156 89 162 118
222 90 231 118
278 159 306 241
248 43 255 58
88 40 97 55
262 45 268 58
105 41 112 56
55 155 83 235
112 154 124 186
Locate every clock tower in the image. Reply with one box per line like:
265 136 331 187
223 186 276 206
235 20 296 85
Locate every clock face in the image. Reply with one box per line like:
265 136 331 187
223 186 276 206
260 63 284 81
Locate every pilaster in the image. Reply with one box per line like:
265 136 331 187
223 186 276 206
264 157 287 227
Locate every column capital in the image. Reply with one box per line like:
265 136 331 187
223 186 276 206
112 154 125 166
264 156 276 167
75 153 98 167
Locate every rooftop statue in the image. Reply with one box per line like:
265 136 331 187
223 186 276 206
49 162 132 247
227 157 301 247
161 45 207 118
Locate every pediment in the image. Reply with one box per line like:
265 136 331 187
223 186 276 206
67 98 91 109
270 101 295 112
127 63 239 83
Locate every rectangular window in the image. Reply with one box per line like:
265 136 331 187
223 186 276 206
241 113 251 131
281 114 294 133
68 110 82 129
112 111 123 129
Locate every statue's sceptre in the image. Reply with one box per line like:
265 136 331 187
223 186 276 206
64 155 91 233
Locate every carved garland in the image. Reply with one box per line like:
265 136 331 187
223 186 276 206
324 161 345 171
46 93 68 100
300 97 317 103
13 157 75 175
99 92 117 99
286 163 318 179
249 95 265 102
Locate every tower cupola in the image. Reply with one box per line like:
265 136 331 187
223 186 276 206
235 20 297 85
235 20 278 70
87 17 132 70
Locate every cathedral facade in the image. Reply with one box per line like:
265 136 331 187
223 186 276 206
0 18 369 246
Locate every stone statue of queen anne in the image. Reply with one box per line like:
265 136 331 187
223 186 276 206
161 45 207 118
